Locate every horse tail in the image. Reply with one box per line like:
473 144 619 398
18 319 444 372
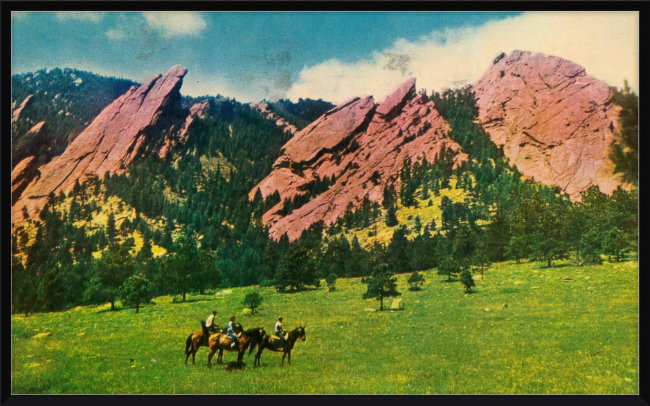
185 333 193 355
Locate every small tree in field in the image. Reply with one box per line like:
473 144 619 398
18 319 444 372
242 291 263 315
460 269 475 294
408 271 425 291
438 258 461 281
119 273 153 314
473 253 491 277
326 273 337 292
362 263 400 310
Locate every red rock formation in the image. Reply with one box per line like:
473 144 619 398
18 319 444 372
12 65 188 227
251 78 467 241
12 94 33 124
251 101 298 136
159 100 210 159
12 156 38 206
474 50 627 200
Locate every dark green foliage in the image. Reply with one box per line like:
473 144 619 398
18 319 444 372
84 242 134 310
408 271 425 291
609 82 638 185
268 98 335 130
242 291 263 315
12 256 38 316
385 203 399 227
362 263 400 311
387 226 412 273
326 273 337 292
603 227 629 262
438 258 461 281
460 269 475 293
274 246 320 292
119 273 153 313
167 237 199 302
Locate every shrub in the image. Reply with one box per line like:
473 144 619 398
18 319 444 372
460 269 475 294
407 271 425 291
242 291 263 315
326 273 337 292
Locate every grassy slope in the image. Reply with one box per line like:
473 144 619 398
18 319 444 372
344 178 471 247
12 258 638 394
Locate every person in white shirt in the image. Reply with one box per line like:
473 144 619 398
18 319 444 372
206 311 217 333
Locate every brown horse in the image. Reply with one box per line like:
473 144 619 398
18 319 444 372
254 326 306 367
184 321 223 365
207 325 266 369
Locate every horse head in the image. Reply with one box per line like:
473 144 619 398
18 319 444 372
296 326 306 342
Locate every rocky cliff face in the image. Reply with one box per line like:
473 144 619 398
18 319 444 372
251 78 467 241
251 101 298 136
12 94 32 124
474 50 627 200
12 65 188 227
12 156 38 206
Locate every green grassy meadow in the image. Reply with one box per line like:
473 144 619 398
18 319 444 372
12 259 638 394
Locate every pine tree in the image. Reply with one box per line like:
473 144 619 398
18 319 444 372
408 271 425 291
460 268 475 293
362 263 400 310
119 273 153 313
385 203 398 227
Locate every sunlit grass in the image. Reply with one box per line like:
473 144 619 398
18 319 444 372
346 178 470 247
12 258 638 394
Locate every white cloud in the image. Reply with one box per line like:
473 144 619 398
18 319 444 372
105 29 126 40
55 12 104 23
142 12 207 38
287 12 639 104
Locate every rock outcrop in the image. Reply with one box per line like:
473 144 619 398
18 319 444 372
13 121 47 169
474 50 627 200
251 101 298 136
159 100 210 159
12 94 33 124
251 78 467 241
12 156 38 206
12 65 188 227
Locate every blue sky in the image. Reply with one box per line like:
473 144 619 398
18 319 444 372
12 12 638 103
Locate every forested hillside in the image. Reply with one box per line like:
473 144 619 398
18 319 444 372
11 76 638 316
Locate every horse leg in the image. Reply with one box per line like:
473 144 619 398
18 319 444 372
217 348 223 365
288 350 291 366
281 351 286 366
254 347 263 367
207 348 216 370
192 346 196 365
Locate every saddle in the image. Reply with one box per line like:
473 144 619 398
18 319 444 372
270 334 287 350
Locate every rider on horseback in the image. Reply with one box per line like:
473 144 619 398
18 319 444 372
206 311 217 333
275 317 288 350
227 316 240 349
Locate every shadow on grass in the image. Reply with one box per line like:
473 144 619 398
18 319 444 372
96 307 127 314
171 297 214 304
277 287 321 295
